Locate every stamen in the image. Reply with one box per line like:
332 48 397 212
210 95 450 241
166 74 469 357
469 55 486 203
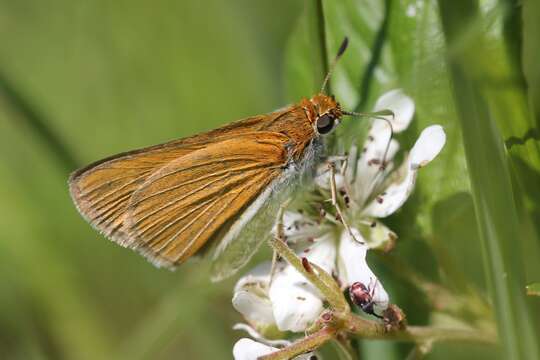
301 257 313 273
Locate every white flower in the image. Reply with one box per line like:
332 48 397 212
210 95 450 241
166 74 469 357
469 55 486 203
233 221 335 333
232 89 446 343
318 89 446 251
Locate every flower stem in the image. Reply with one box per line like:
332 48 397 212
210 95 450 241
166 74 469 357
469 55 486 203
259 326 337 360
268 235 349 313
260 312 495 359
344 313 497 345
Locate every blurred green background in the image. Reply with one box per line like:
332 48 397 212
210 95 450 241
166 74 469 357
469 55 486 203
0 1 302 359
1 0 539 359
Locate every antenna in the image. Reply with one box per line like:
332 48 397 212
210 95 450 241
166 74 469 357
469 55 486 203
320 37 349 94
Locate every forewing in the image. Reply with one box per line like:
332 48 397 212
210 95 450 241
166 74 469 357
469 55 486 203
125 132 290 268
68 144 198 245
68 114 280 246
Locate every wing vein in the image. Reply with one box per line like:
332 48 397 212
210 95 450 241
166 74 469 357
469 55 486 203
137 196 217 243
130 162 270 208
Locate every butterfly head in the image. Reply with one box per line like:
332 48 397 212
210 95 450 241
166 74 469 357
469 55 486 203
309 93 343 135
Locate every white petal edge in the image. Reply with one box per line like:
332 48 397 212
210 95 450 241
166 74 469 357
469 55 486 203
362 220 397 251
233 323 290 348
234 262 272 293
410 125 446 169
362 125 446 218
338 229 389 315
232 290 275 326
233 338 318 360
233 338 277 360
233 262 276 326
373 89 415 133
268 234 336 332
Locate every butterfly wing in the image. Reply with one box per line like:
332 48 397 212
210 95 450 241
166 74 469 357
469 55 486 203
208 173 299 281
68 114 281 246
124 131 291 267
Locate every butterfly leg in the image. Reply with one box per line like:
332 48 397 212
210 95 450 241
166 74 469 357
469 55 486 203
327 162 364 245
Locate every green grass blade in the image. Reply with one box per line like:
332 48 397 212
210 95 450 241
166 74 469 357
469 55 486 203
438 1 540 359
284 0 328 100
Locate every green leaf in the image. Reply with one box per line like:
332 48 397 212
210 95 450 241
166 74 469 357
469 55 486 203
522 0 540 128
285 0 329 100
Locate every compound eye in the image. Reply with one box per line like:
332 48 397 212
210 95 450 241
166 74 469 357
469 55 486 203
316 113 336 135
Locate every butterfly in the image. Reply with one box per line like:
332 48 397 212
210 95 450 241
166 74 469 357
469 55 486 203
68 38 366 280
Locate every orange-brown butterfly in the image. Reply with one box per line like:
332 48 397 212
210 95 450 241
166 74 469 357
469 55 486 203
69 38 363 280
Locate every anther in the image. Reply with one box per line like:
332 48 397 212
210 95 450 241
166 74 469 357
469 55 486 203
301 257 313 273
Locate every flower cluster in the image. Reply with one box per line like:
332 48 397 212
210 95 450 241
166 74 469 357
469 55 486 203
232 89 446 359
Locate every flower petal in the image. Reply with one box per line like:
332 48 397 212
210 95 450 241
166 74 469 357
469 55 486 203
233 338 318 360
314 165 346 191
373 89 415 133
233 262 276 327
233 338 277 360
269 266 325 332
234 262 272 293
233 323 290 348
353 131 399 207
233 290 275 326
273 211 326 244
409 125 446 169
358 220 397 252
362 125 446 218
344 145 359 183
269 234 336 332
338 229 389 315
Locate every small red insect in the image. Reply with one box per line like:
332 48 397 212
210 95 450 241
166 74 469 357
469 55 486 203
349 279 383 318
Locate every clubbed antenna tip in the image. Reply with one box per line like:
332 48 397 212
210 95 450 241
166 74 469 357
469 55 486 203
337 37 349 58
320 36 350 94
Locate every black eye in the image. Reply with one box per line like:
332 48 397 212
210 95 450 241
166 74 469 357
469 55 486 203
316 114 336 135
